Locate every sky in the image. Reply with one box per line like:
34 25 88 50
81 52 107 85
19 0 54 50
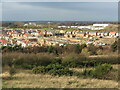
1 2 118 22
1 0 119 2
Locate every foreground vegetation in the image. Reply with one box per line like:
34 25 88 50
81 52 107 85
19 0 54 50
2 52 119 69
2 51 119 88
2 64 118 88
1 40 119 88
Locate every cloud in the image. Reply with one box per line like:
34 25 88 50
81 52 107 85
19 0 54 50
2 2 118 21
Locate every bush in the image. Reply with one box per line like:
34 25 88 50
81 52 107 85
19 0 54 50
51 58 62 64
2 52 56 68
111 41 118 52
48 68 73 76
96 49 103 55
83 64 113 79
47 46 54 53
46 64 73 76
46 64 64 71
63 44 82 54
62 53 96 67
81 60 96 67
90 56 119 64
81 48 90 56
9 67 16 77
88 44 97 55
62 53 82 67
32 66 46 74
62 56 76 67
16 64 33 69
32 64 73 76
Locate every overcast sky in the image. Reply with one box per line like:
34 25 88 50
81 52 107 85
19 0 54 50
2 2 118 21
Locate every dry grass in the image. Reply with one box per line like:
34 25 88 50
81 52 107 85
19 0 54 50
112 64 119 70
2 66 119 88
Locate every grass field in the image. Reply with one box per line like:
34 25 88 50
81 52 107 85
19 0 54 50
2 65 119 88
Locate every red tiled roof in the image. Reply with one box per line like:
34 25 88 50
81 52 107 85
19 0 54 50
22 40 29 44
0 39 7 44
23 33 30 36
109 32 116 34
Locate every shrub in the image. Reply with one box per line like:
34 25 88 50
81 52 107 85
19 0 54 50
48 68 73 76
96 49 103 55
83 64 113 79
16 64 33 69
2 52 19 67
81 60 96 67
32 64 73 76
88 44 97 55
63 44 82 54
62 53 81 67
81 44 87 48
46 64 64 71
111 41 118 52
9 67 16 77
32 66 46 74
90 56 119 64
2 52 56 68
51 58 62 64
47 46 54 53
46 64 73 76
81 48 90 56
62 53 96 67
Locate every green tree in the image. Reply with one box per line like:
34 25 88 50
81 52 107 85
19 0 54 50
111 41 118 52
81 44 87 48
81 48 90 56
88 44 97 55
75 44 82 54
47 46 54 53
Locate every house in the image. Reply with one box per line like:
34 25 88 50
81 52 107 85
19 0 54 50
11 32 19 38
78 26 91 30
75 32 85 38
59 30 66 35
89 32 97 36
109 32 116 37
0 39 7 46
66 31 72 34
20 39 30 47
7 31 13 35
70 26 78 28
23 33 30 37
78 24 109 30
46 31 53 36
21 42 27 47
93 24 109 27
38 39 46 46
86 41 94 45
31 31 39 36
58 26 68 29
91 24 109 30
116 32 119 37
103 32 109 36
